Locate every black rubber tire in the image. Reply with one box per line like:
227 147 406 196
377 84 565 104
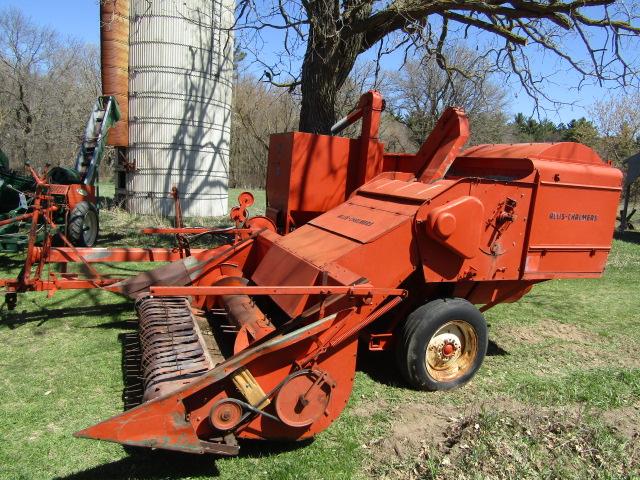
67 201 99 247
397 298 488 391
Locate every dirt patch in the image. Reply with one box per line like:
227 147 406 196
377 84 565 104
393 407 639 479
363 398 519 474
602 404 640 441
351 397 388 419
501 318 596 345
418 408 639 479
362 400 459 477
386 402 459 454
363 395 640 479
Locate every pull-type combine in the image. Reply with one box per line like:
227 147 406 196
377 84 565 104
1 91 622 456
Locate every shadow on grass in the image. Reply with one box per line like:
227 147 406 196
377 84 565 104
356 348 404 387
99 232 127 243
57 437 314 480
1 303 133 328
487 339 509 356
0 253 24 269
614 229 640 244
56 450 220 480
356 338 509 388
92 318 138 330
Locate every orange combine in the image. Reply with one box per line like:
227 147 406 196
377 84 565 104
1 91 622 455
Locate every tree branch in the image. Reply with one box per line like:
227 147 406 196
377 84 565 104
444 12 528 45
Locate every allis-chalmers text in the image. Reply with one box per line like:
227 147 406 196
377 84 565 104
337 214 374 226
548 212 599 222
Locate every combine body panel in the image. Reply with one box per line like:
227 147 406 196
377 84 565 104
1 91 622 456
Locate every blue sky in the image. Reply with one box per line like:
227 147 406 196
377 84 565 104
0 0 100 44
1 0 634 124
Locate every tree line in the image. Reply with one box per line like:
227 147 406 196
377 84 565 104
0 8 101 175
231 51 640 189
1 7 638 206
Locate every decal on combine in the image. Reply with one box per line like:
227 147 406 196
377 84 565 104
337 214 374 226
548 212 599 222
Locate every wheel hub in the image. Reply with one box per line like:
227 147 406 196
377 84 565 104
429 333 462 362
442 341 456 357
425 320 478 382
83 210 98 246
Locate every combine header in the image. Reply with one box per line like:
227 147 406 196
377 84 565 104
1 91 622 455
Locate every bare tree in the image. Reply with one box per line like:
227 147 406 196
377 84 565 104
319 60 419 151
236 0 639 134
591 92 640 164
0 7 57 162
0 7 100 171
387 46 512 146
230 74 299 187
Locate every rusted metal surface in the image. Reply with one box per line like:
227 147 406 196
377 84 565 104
415 107 469 183
100 0 129 146
112 238 256 298
274 370 335 427
150 285 406 297
29 247 207 263
215 276 277 353
210 401 243 431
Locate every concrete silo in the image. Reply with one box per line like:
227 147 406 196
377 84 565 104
102 0 234 217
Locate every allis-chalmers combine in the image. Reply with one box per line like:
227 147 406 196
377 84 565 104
0 91 622 456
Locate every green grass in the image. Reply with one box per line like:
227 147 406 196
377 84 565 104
95 181 115 201
0 191 639 479
506 368 640 409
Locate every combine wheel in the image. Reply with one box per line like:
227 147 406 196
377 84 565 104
397 298 487 391
67 201 99 247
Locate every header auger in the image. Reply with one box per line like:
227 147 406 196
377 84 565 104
1 91 622 456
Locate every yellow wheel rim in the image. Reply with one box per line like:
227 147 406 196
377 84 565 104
425 320 478 382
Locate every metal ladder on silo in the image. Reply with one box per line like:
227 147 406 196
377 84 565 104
73 95 121 186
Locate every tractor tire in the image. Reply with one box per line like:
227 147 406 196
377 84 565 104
67 201 99 247
397 298 487 391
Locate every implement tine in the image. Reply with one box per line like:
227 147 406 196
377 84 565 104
136 296 214 402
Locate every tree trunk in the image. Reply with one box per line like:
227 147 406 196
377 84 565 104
299 61 338 134
298 0 372 134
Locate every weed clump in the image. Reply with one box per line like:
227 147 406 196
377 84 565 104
412 410 639 480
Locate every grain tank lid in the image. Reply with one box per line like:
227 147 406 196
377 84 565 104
460 142 604 165
457 141 622 189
